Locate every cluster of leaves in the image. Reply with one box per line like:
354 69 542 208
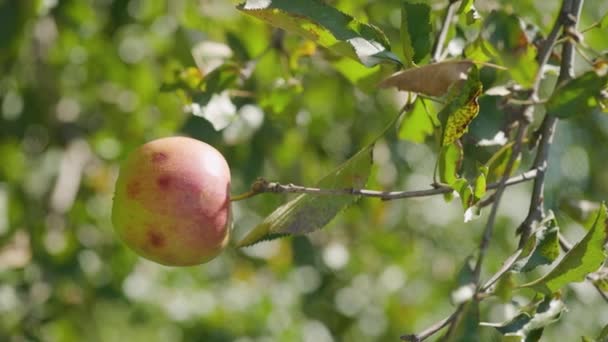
1 0 608 341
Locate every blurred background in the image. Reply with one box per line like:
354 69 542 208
1 0 607 341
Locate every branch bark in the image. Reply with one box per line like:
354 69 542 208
231 169 538 202
431 0 459 62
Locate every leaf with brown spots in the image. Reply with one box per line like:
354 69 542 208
439 64 483 146
379 60 474 97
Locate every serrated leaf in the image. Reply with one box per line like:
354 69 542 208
439 64 483 146
546 70 608 119
379 60 474 97
439 143 463 186
520 203 608 293
236 144 373 247
398 98 435 143
237 0 400 67
490 296 564 341
401 2 432 66
513 214 560 273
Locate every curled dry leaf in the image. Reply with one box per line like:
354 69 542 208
379 60 474 97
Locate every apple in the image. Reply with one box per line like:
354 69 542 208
112 136 231 266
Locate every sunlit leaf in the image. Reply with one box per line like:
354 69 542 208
546 70 608 119
237 0 401 67
379 60 474 97
400 2 432 66
464 37 499 63
474 166 488 201
398 98 435 143
439 64 483 146
438 143 463 186
520 203 608 293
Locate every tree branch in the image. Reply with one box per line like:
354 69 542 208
400 305 464 342
431 0 459 62
519 0 584 240
231 169 538 202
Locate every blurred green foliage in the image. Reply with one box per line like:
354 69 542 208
1 0 607 341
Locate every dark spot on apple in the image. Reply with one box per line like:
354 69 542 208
152 152 168 163
157 175 171 189
147 230 165 248
126 181 141 199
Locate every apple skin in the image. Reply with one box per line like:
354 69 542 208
112 136 231 266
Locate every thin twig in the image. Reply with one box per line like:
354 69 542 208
472 124 527 283
400 305 464 342
431 0 459 62
230 169 538 202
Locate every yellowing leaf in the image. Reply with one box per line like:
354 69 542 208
379 60 474 97
439 65 483 146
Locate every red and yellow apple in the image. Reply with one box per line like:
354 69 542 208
112 136 231 266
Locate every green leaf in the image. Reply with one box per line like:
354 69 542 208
237 0 401 67
439 64 483 146
465 37 499 63
457 0 475 14
597 322 608 341
546 70 608 119
453 178 473 210
486 143 521 183
398 98 435 143
400 2 432 66
236 143 373 247
599 12 608 28
520 203 608 293
331 57 382 90
489 296 565 341
513 213 560 273
482 11 538 87
474 166 488 201
439 143 463 186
